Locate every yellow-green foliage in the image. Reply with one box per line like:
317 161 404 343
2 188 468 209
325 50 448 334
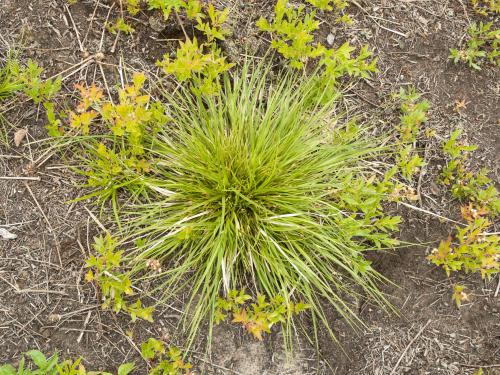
0 56 24 101
140 339 192 375
153 2 233 96
156 38 234 96
107 18 135 35
431 129 500 299
440 129 499 216
148 0 186 19
85 234 154 322
257 0 377 99
256 0 325 69
428 216 499 279
393 87 429 181
306 0 347 11
470 0 500 15
49 74 169 206
449 21 499 69
0 58 61 104
215 290 310 340
195 4 231 42
18 60 61 103
0 350 135 375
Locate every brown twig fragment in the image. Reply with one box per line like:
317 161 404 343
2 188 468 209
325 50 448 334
390 320 432 375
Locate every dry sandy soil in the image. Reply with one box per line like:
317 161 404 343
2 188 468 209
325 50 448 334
0 0 499 374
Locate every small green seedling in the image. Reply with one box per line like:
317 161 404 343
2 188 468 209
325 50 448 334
85 234 154 322
257 0 325 69
397 145 425 180
439 129 499 216
195 4 231 42
157 38 234 96
0 350 135 375
317 43 377 100
215 290 310 340
19 60 61 103
140 339 192 375
107 18 135 35
396 87 429 144
449 21 499 69
306 0 347 11
148 0 186 19
470 0 500 15
393 87 429 181
452 284 469 308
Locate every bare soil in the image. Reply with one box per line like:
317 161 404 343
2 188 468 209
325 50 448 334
0 0 499 374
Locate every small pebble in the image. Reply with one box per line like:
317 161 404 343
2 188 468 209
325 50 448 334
327 33 335 46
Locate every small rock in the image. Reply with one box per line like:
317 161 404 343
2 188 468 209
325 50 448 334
0 228 17 240
14 128 28 147
327 33 335 46
149 14 167 32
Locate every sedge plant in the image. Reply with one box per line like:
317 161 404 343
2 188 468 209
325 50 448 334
86 62 401 350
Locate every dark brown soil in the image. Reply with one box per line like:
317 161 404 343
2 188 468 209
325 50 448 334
0 0 499 374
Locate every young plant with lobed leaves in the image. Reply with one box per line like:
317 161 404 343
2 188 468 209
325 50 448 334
257 0 377 101
439 129 499 216
215 290 311 340
85 234 154 322
449 21 499 69
50 74 169 211
157 38 234 97
393 87 429 181
1 55 61 146
0 350 134 375
0 55 23 101
429 130 500 299
428 212 499 280
470 0 500 16
0 56 61 103
140 339 192 375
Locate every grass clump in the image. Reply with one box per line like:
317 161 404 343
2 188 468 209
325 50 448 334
50 54 401 349
70 62 399 349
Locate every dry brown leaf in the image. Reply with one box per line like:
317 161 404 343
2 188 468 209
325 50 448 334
14 128 28 147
